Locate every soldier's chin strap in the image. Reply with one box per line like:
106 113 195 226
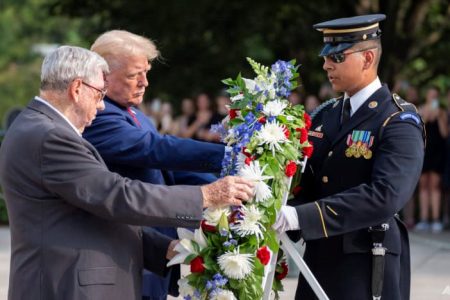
369 223 389 300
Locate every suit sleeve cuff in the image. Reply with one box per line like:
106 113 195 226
295 201 329 240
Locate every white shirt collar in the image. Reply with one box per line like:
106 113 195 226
35 96 81 136
344 77 382 116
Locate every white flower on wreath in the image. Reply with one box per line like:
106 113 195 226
218 248 254 280
210 289 237 300
243 78 257 94
230 204 265 240
238 161 272 202
203 207 231 226
230 94 244 102
256 121 290 155
263 99 288 117
167 227 207 266
178 278 199 299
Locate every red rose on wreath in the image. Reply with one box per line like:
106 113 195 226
304 113 312 130
256 246 271 265
299 127 308 144
229 109 238 120
201 220 217 232
276 261 289 280
293 185 302 196
303 142 314 158
283 126 290 139
285 161 297 177
258 116 266 124
242 146 251 157
190 256 205 273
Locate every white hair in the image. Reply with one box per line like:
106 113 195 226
91 30 159 70
40 45 109 91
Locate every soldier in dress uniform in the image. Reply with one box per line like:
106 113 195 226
274 14 425 300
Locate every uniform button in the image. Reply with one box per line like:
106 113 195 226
328 151 333 157
322 176 329 183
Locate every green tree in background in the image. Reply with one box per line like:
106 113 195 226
48 0 450 102
0 0 449 117
0 0 95 126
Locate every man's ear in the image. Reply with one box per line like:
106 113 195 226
362 50 375 70
68 79 82 102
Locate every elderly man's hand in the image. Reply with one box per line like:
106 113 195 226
166 240 179 260
201 176 254 208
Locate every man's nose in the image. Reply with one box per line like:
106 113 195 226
138 74 148 87
322 57 332 71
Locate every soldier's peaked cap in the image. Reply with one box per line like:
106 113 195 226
314 14 386 56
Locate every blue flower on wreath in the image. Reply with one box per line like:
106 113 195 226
271 60 293 98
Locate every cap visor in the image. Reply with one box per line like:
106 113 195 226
319 43 354 56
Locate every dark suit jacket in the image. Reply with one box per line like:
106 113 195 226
83 98 222 297
0 98 204 300
292 86 424 300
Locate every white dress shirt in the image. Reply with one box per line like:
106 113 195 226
344 77 382 116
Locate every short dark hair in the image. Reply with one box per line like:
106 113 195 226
354 39 382 69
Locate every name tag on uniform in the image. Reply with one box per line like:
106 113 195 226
308 131 323 138
308 125 324 138
345 130 374 159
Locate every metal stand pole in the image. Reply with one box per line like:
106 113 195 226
262 157 329 300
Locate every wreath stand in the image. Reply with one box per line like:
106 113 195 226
262 158 329 300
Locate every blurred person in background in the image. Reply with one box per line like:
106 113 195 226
171 97 195 136
318 81 337 101
402 85 420 228
190 92 214 141
157 102 174 134
416 86 448 232
443 89 450 228
288 90 303 105
304 94 320 114
196 93 230 143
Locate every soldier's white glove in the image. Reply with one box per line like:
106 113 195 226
273 205 300 234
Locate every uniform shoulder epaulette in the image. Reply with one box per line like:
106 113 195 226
310 97 340 121
380 93 425 144
391 93 419 113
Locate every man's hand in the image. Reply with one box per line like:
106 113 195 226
273 205 300 233
166 240 180 260
201 176 254 208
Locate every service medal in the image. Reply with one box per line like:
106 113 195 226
345 147 353 157
364 150 373 159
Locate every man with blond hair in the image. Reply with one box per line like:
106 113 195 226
0 45 253 300
84 30 230 299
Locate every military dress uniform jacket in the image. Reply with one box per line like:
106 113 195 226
292 85 424 300
0 99 205 300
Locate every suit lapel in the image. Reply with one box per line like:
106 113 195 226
331 85 389 148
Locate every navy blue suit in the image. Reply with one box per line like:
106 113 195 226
292 86 424 300
83 97 224 299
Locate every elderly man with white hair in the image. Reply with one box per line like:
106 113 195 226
0 45 253 300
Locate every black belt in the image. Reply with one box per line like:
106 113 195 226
369 223 389 300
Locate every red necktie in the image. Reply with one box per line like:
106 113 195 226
127 108 141 128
